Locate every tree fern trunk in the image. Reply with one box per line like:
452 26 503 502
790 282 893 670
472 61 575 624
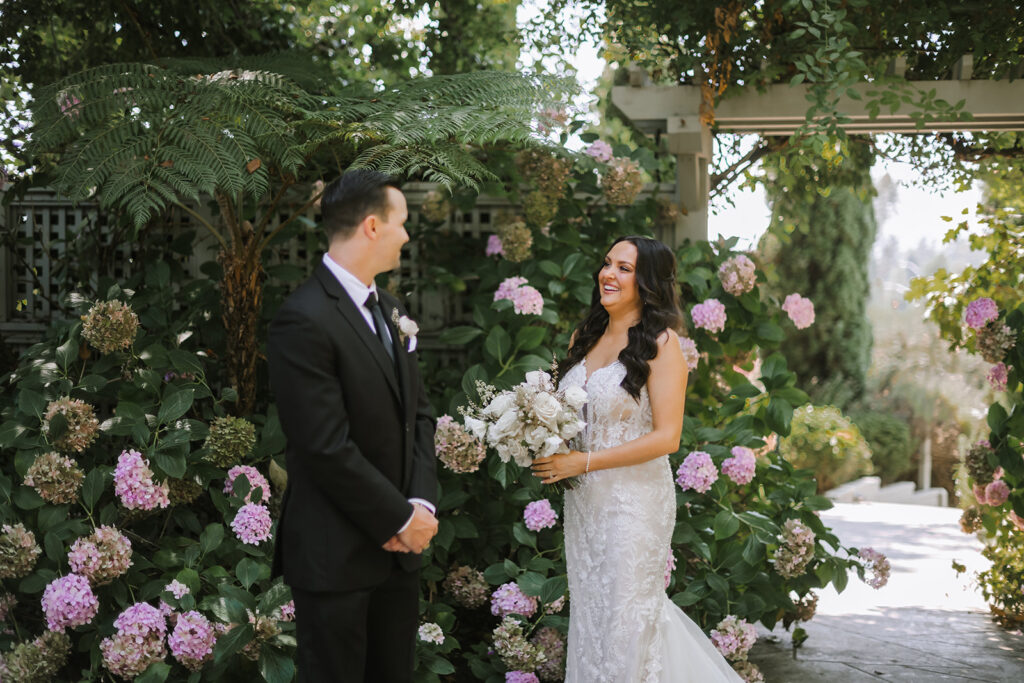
218 224 263 417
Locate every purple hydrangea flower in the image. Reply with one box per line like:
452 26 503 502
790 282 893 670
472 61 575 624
113 450 170 510
486 234 505 257
523 499 558 531
691 299 727 333
722 446 756 485
675 451 719 493
231 503 273 545
584 140 613 163
987 362 1009 391
782 293 815 329
224 465 271 504
490 582 538 618
494 277 529 302
964 297 998 329
985 479 1010 506
511 285 544 316
168 610 216 671
41 573 98 630
506 672 540 683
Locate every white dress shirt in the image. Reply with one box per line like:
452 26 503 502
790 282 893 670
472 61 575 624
321 253 434 534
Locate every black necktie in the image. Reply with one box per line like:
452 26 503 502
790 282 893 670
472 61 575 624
364 292 396 364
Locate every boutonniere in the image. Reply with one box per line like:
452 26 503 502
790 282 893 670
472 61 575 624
391 308 419 352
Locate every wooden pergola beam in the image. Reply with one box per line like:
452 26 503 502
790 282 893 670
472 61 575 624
610 77 1024 247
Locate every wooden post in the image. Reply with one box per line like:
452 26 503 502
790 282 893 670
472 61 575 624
664 120 713 247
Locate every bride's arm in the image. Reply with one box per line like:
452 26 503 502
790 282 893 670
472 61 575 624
532 329 687 484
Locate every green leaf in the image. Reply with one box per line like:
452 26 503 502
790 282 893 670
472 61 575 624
539 575 567 604
56 338 79 370
670 590 701 607
176 568 201 595
81 468 106 509
713 510 741 540
484 326 512 362
258 647 296 683
988 403 1009 434
0 421 28 448
742 535 763 564
237 557 270 590
200 524 225 554
13 487 45 510
169 349 204 376
257 582 293 614
213 623 255 664
515 326 547 351
426 656 456 675
220 583 258 611
803 495 834 511
738 511 780 535
512 522 536 548
135 662 171 683
439 326 484 345
483 563 509 585
158 388 195 424
517 571 546 596
765 398 794 435
706 572 729 595
755 321 785 343
17 389 48 418
538 260 562 277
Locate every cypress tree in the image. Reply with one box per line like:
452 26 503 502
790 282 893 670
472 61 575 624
761 139 877 409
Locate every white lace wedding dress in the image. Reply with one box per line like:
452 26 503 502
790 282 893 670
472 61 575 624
561 359 743 683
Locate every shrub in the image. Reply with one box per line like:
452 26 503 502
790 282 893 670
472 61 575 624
779 405 873 492
852 411 913 483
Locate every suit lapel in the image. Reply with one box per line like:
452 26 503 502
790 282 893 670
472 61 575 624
379 292 414 415
315 265 401 401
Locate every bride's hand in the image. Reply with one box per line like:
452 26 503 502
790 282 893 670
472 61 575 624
531 451 586 484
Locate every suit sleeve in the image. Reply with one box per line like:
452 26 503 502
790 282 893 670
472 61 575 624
267 304 413 546
407 362 439 507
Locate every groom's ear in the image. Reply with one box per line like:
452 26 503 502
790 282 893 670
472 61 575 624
360 214 379 241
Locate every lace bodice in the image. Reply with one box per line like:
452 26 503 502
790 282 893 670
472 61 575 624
560 358 742 683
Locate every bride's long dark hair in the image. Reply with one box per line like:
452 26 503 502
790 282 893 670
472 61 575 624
562 236 683 401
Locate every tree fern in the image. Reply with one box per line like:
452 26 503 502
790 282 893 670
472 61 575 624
29 57 576 230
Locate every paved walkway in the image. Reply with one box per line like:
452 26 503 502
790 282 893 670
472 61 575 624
748 502 1024 682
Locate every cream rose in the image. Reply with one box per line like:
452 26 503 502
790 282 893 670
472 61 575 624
532 392 561 431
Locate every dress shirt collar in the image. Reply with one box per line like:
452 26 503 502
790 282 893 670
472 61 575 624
322 252 377 308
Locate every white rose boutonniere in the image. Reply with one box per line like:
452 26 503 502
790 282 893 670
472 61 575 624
391 308 419 352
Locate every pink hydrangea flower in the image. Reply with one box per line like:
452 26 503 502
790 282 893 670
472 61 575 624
710 615 757 661
691 299 727 333
165 579 190 599
858 547 891 589
494 276 528 302
486 234 505 257
224 465 271 504
67 525 132 585
490 582 538 618
718 254 757 297
664 551 677 589
506 672 540 683
511 284 544 316
782 293 815 329
41 573 98 630
102 602 168 678
277 600 296 622
964 297 998 329
722 446 756 485
1008 510 1024 531
985 479 1010 506
113 449 170 510
676 451 719 493
168 610 216 671
231 503 273 545
523 499 558 531
680 336 699 371
987 363 1010 391
972 483 989 505
584 140 613 163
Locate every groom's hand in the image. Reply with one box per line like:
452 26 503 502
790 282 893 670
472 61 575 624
397 503 438 554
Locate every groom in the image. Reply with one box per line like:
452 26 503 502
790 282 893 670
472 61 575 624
267 169 439 682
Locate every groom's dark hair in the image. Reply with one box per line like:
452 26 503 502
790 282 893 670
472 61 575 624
321 169 403 242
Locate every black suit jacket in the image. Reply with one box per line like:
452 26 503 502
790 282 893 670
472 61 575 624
266 262 437 592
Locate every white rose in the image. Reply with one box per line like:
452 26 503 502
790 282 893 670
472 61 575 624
464 416 487 441
563 385 588 410
495 443 511 463
532 392 561 431
506 440 531 467
560 419 581 441
483 392 516 418
525 425 549 449
488 411 519 443
524 370 550 389
398 315 419 337
539 435 565 459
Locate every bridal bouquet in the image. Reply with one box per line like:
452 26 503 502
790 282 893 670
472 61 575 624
462 370 587 487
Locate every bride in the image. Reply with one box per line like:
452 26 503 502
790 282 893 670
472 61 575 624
531 236 743 682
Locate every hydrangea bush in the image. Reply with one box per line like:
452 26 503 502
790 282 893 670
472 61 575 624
0 252 296 681
0 135 883 681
